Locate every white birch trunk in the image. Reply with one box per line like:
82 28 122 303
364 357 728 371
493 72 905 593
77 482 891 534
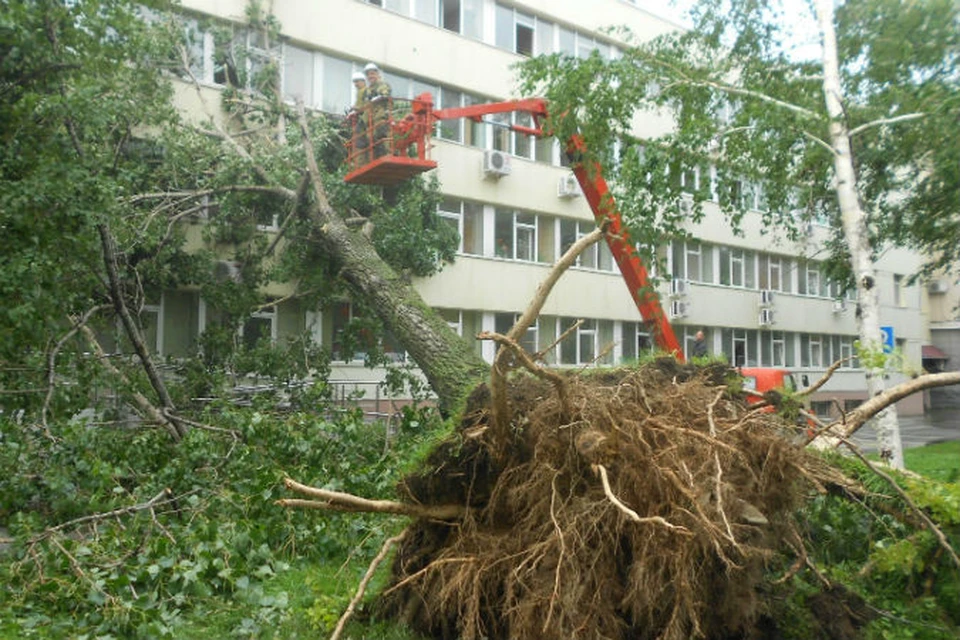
814 0 904 468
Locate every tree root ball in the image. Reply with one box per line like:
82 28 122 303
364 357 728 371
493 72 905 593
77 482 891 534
377 360 839 639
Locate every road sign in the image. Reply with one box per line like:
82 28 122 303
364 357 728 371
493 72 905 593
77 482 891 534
880 326 895 353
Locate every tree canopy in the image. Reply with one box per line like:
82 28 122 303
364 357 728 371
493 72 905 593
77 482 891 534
0 0 479 424
519 0 960 279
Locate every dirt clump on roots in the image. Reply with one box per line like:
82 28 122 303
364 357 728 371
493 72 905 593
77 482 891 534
378 359 838 639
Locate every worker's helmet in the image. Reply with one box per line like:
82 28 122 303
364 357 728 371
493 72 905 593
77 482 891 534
363 62 380 73
352 72 365 82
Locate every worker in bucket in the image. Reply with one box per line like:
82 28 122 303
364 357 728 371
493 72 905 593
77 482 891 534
363 62 392 158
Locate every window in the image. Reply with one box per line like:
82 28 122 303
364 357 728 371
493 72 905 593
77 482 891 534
440 308 462 335
758 254 785 292
798 260 828 297
439 0 482 38
495 313 538 354
893 274 905 307
439 198 484 255
559 317 597 365
622 322 653 362
559 219 602 269
671 241 712 283
760 330 788 367
800 334 824 368
242 303 277 349
811 401 833 419
438 87 464 142
840 336 857 368
283 44 315 105
722 328 754 367
495 5 539 56
719 247 755 288
495 209 542 262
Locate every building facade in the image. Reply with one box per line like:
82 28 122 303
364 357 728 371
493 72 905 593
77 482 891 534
163 0 933 415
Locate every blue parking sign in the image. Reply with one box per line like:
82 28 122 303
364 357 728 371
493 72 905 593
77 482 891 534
880 326 894 353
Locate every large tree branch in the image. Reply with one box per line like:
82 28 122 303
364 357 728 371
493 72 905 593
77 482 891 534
97 224 185 440
79 326 180 440
848 113 926 138
838 371 960 438
278 478 465 520
42 307 110 432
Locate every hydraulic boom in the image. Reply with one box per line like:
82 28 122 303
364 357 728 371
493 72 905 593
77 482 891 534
344 93 683 359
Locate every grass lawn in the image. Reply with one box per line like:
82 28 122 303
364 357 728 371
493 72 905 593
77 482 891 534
904 440 960 483
176 557 423 639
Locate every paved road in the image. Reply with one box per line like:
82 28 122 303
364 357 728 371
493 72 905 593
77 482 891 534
851 408 960 452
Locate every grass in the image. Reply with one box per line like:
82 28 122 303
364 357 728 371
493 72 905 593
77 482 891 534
176 556 423 639
904 440 960 483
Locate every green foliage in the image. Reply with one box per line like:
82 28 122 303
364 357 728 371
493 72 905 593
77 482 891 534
795 453 960 637
518 0 960 275
0 401 445 637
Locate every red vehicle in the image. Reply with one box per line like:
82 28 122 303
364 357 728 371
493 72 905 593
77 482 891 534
739 367 798 402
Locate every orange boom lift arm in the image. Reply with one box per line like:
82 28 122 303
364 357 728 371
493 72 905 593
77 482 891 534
344 93 683 359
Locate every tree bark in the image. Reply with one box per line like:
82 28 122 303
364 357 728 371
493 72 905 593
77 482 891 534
98 223 186 440
296 109 488 415
814 0 904 468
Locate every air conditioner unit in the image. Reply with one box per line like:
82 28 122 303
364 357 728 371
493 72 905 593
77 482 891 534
557 174 580 198
669 300 687 319
679 193 694 215
214 260 242 283
759 289 775 306
832 299 847 314
482 149 512 177
758 308 775 326
670 278 688 297
928 280 949 294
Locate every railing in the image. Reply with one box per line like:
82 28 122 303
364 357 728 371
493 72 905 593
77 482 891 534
344 94 435 173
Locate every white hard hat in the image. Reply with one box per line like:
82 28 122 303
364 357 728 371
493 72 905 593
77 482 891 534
352 72 365 81
363 62 380 73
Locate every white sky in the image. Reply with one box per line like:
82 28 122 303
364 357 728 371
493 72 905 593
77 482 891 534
632 0 822 62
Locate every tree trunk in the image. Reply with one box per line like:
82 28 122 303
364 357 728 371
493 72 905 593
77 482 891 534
815 0 904 468
296 111 488 414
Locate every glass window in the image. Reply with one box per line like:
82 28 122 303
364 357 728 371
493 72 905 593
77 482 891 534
414 0 437 25
462 0 483 39
559 27 575 56
463 94 485 148
438 88 463 142
516 12 535 56
579 319 597 363
441 0 460 32
321 55 352 114
283 45 315 106
495 4 513 50
495 209 514 258
535 20 554 55
463 202 484 255
384 0 411 14
243 304 276 349
516 213 537 262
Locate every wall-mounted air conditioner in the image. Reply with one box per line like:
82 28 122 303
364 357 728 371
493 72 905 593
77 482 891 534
928 280 949 294
832 299 847 314
679 193 694 215
759 289 775 306
669 300 687 319
670 278 688 297
557 174 580 198
758 308 775 326
214 260 242 283
482 149 512 177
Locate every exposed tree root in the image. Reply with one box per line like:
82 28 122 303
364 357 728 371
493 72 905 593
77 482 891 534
281 358 959 639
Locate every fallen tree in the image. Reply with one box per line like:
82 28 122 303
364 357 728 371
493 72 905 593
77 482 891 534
280 235 960 639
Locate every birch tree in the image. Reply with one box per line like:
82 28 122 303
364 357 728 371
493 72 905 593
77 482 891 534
520 0 960 469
